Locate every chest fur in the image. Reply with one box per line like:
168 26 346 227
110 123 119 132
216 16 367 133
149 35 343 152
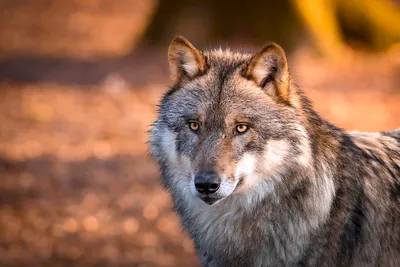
175 194 318 266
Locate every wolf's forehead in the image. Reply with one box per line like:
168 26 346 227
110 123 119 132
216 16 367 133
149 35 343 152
179 78 266 120
204 50 252 77
204 48 253 64
164 49 267 117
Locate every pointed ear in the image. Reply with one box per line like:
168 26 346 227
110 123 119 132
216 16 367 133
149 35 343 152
245 43 290 104
168 36 207 83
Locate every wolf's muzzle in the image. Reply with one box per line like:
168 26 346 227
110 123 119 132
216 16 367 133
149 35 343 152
194 171 221 195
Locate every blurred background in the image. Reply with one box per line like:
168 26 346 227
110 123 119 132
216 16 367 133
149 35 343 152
0 0 399 266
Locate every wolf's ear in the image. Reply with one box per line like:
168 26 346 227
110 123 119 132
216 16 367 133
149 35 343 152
168 36 207 83
245 43 290 104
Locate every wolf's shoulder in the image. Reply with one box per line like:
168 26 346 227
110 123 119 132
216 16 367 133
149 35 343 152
382 128 400 139
344 129 400 184
347 129 400 151
345 129 400 166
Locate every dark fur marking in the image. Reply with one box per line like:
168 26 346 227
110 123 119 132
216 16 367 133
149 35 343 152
244 141 264 153
337 185 365 266
235 176 245 191
391 183 400 199
216 62 237 106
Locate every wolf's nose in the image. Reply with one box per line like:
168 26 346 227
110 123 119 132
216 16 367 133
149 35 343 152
194 172 221 195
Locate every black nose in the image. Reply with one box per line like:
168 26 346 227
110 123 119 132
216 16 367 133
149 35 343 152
194 171 221 195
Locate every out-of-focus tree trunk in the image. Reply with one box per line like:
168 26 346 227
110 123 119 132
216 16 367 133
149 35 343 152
291 0 400 62
291 0 349 61
0 0 158 59
339 0 400 50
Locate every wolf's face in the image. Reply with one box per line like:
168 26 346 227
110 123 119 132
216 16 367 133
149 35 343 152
150 36 311 206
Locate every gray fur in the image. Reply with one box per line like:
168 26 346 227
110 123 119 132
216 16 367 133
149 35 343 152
149 37 400 267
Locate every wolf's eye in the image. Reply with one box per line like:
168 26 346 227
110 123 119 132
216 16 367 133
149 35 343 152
235 124 249 134
188 121 200 132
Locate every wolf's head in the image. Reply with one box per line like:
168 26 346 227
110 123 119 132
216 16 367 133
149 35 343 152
150 36 313 206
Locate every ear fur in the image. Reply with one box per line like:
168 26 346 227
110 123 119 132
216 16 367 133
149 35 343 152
168 36 207 83
245 43 290 104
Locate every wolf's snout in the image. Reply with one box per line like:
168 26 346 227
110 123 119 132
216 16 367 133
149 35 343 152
194 172 221 195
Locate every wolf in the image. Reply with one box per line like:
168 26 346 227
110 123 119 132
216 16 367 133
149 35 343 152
149 36 400 267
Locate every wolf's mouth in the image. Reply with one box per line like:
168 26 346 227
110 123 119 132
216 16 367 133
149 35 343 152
233 176 244 192
201 196 219 205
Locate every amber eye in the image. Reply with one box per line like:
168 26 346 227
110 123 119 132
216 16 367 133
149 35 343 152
188 121 200 132
235 124 248 134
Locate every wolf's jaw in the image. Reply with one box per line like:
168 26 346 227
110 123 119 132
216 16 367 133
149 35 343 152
200 197 219 205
